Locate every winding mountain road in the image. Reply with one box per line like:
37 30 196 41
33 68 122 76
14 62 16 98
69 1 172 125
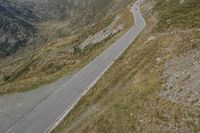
7 1 146 133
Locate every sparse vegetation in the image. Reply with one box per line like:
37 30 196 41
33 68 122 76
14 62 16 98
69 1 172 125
53 0 200 132
155 0 200 31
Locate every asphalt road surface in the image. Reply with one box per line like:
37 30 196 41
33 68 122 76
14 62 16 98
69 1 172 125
7 1 146 133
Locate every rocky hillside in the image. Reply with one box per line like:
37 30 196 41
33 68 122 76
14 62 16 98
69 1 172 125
0 1 37 58
0 0 129 58
6 0 112 22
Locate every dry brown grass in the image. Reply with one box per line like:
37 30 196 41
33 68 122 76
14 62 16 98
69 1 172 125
53 0 200 132
54 28 200 133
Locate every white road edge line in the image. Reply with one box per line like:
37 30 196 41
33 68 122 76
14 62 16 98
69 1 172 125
45 61 114 133
46 0 145 132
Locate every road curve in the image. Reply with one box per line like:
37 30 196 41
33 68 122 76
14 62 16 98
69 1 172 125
6 1 146 133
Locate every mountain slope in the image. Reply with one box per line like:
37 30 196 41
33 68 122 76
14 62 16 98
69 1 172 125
52 0 200 132
0 0 133 94
0 1 37 57
0 0 132 58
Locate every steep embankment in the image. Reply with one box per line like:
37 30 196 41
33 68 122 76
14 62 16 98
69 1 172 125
53 0 200 132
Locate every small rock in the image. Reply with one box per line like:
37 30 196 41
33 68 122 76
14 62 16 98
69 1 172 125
156 57 162 63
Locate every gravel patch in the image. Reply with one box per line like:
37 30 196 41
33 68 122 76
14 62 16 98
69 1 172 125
79 16 124 50
160 49 200 106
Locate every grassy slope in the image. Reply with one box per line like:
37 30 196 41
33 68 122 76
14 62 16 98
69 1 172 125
156 0 200 30
53 0 200 132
